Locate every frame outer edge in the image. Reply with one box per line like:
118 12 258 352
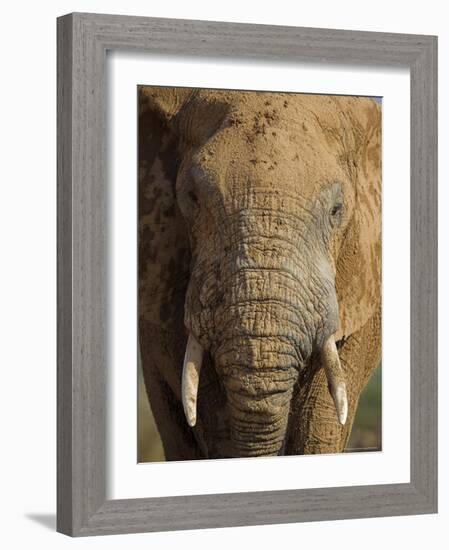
58 12 109 536
72 484 425 536
57 13 74 536
410 36 438 511
56 12 438 536
77 11 427 65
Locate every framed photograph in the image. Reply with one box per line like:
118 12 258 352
57 12 437 536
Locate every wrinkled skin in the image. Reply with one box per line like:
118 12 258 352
139 87 381 459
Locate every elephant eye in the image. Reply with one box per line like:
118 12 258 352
176 177 200 221
188 190 199 205
329 201 344 226
330 203 342 216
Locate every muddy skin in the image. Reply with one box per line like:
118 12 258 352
139 87 381 460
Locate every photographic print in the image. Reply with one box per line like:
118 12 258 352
138 86 381 462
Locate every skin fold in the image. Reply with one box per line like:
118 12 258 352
138 87 381 460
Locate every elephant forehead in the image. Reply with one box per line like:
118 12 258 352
186 91 372 206
196 125 348 202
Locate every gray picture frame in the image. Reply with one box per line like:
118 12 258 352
57 12 438 536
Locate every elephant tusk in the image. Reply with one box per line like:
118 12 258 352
181 333 204 427
321 335 348 426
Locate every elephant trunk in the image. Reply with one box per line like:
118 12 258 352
226 385 293 457
215 336 299 457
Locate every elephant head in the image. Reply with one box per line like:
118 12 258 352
139 87 381 458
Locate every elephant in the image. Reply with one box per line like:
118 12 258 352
138 86 381 460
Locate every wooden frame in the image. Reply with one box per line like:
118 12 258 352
57 12 438 536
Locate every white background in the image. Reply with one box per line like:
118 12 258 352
0 1 445 549
109 54 410 498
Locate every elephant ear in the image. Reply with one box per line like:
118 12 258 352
139 86 193 122
138 86 192 336
334 97 382 340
